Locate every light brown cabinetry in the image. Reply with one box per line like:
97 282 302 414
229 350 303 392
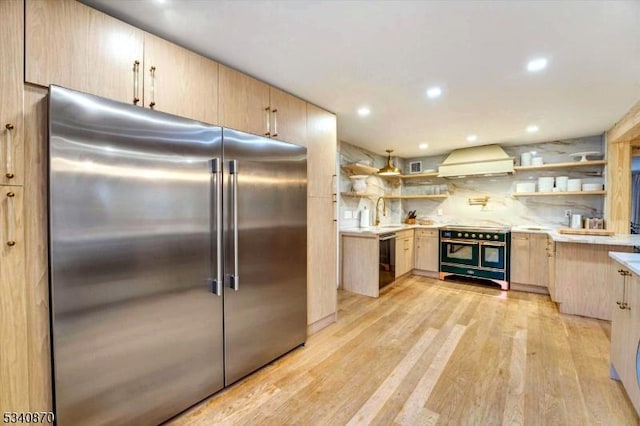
555 243 632 320
143 34 219 124
510 232 548 291
219 65 270 137
414 229 438 273
547 238 556 300
0 186 28 412
0 0 24 187
395 230 414 277
218 65 306 144
306 104 337 333
26 0 144 105
306 104 337 198
610 264 640 414
269 87 307 145
342 235 379 298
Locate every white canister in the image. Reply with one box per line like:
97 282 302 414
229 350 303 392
520 152 532 166
538 176 554 192
570 214 583 229
531 156 544 166
556 176 569 191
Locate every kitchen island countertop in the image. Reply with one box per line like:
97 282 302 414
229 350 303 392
609 252 640 275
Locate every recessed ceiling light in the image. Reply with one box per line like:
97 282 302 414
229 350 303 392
466 134 477 142
357 107 370 117
426 86 442 99
419 143 429 150
527 57 548 72
526 125 539 133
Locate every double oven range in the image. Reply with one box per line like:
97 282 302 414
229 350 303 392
439 225 511 290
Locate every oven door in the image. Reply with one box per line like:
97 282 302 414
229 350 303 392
480 242 506 270
440 239 479 267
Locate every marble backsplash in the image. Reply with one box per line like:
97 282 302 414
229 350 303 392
340 135 606 229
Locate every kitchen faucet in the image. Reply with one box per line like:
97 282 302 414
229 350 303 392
375 196 387 226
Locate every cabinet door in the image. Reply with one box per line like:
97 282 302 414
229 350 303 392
415 234 439 272
219 65 270 137
26 0 144 104
306 104 337 197
0 186 28 412
307 196 337 325
396 236 412 277
547 240 557 300
0 0 23 186
406 236 415 272
270 87 307 145
627 273 640 412
143 33 218 124
510 233 530 284
529 233 549 288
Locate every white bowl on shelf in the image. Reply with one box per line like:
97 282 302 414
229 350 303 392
349 175 369 193
516 182 536 193
582 183 603 192
567 179 582 192
531 157 544 166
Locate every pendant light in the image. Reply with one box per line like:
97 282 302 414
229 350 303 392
378 149 401 176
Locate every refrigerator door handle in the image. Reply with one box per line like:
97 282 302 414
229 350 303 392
228 159 240 291
210 158 223 296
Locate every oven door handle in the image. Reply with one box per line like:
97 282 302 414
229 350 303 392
440 239 479 245
480 242 506 247
379 234 396 241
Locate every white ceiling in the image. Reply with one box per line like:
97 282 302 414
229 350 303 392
82 0 640 158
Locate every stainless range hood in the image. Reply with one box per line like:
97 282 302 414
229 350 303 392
438 144 514 178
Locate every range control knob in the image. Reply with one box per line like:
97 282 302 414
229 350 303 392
457 232 462 237
464 233 469 237
471 234 476 238
494 235 499 240
479 234 483 238
486 234 492 239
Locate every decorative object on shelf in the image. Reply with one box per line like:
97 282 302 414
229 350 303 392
531 156 544 166
567 178 582 192
582 183 604 192
538 176 554 192
468 196 489 206
409 161 422 174
378 149 401 176
349 175 368 193
570 151 602 162
556 176 568 192
515 182 536 193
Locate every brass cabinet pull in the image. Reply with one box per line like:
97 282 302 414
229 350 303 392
264 107 271 136
272 108 278 137
149 66 156 108
6 191 15 246
4 124 14 179
133 60 140 105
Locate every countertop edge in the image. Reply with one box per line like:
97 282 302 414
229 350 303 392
609 252 640 275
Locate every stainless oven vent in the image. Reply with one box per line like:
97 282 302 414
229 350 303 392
438 144 514 178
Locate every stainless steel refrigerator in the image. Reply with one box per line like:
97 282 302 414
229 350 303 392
48 85 307 425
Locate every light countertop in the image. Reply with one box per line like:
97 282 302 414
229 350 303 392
341 223 640 246
609 252 640 275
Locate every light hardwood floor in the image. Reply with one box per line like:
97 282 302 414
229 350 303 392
170 276 639 425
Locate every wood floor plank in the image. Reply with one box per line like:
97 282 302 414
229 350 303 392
171 277 639 426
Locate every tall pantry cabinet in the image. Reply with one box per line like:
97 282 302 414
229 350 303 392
0 0 29 414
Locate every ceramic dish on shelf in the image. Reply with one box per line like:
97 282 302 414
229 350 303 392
582 183 604 192
349 175 369 193
569 151 601 162
516 182 536 193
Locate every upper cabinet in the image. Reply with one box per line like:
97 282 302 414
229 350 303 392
0 0 24 186
219 65 271 137
219 65 307 145
26 0 144 105
143 34 219 124
306 104 337 197
269 87 307 145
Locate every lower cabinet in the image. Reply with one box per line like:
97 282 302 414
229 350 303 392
510 232 548 291
414 229 438 273
395 230 414 278
610 263 640 414
341 234 379 298
0 186 29 412
307 196 337 334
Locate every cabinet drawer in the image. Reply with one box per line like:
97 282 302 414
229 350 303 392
416 229 438 238
396 229 414 239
